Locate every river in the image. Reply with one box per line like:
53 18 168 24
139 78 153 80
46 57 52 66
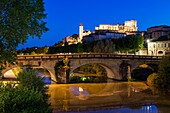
3 68 170 113
47 82 170 113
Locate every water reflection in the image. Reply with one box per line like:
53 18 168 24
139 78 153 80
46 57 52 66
48 82 158 112
69 86 89 100
58 105 158 113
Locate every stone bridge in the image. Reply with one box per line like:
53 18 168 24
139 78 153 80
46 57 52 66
2 53 163 83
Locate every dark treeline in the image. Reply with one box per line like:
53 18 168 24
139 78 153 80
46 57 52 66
48 35 143 54
19 35 144 54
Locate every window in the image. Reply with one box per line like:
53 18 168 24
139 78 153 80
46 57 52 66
158 44 160 48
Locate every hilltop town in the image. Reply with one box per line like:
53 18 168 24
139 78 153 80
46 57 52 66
60 20 170 56
19 20 170 56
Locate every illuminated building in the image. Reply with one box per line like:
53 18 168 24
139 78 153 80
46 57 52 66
95 20 138 33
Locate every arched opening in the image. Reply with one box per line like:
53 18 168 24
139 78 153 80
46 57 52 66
3 67 52 84
158 51 163 55
131 64 154 81
32 67 51 84
165 51 170 55
70 63 108 83
3 68 18 80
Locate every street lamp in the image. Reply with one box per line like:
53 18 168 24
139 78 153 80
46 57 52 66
147 39 150 43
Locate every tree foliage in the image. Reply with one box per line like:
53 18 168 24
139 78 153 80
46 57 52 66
93 39 115 53
147 73 158 87
0 0 48 74
0 68 52 113
155 56 170 95
17 69 46 94
114 35 144 53
0 82 51 113
23 35 144 54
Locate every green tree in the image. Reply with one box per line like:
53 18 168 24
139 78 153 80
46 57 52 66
155 56 170 95
76 43 84 53
44 47 49 54
17 69 46 94
93 40 104 53
0 82 51 113
129 35 144 54
0 0 48 74
104 39 115 53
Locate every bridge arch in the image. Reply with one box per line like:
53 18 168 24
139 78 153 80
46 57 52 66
70 62 120 80
131 62 158 72
2 66 56 83
130 63 158 81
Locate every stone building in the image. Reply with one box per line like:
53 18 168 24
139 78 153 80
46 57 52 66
147 25 170 40
95 20 138 33
147 37 170 55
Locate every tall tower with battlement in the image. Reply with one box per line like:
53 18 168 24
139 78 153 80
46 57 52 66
79 23 84 41
79 23 91 42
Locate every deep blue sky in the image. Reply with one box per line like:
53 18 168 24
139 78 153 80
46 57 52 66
18 0 170 49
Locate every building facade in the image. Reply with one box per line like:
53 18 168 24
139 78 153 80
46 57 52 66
148 39 170 55
95 20 138 33
147 25 170 40
62 36 78 45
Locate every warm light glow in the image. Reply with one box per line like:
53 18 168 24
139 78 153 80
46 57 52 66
147 39 150 43
79 87 83 92
139 64 148 68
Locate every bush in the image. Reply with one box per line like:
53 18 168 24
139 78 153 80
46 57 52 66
147 73 158 87
17 69 46 94
155 56 170 95
0 82 51 113
147 73 159 95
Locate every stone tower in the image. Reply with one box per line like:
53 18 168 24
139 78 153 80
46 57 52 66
79 23 84 41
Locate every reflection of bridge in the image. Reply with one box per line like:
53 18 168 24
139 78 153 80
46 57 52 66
49 82 156 112
2 53 163 83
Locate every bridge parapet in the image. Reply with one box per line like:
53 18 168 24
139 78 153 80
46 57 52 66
17 54 163 61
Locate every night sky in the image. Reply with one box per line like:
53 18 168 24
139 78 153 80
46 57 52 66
18 0 170 49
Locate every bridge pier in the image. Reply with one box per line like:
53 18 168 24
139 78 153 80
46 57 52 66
127 65 131 80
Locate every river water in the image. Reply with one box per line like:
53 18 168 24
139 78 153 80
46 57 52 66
48 82 170 113
3 68 170 113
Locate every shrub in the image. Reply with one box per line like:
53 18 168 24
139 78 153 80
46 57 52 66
147 73 159 95
17 69 46 94
147 73 158 87
0 82 51 113
154 56 170 95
